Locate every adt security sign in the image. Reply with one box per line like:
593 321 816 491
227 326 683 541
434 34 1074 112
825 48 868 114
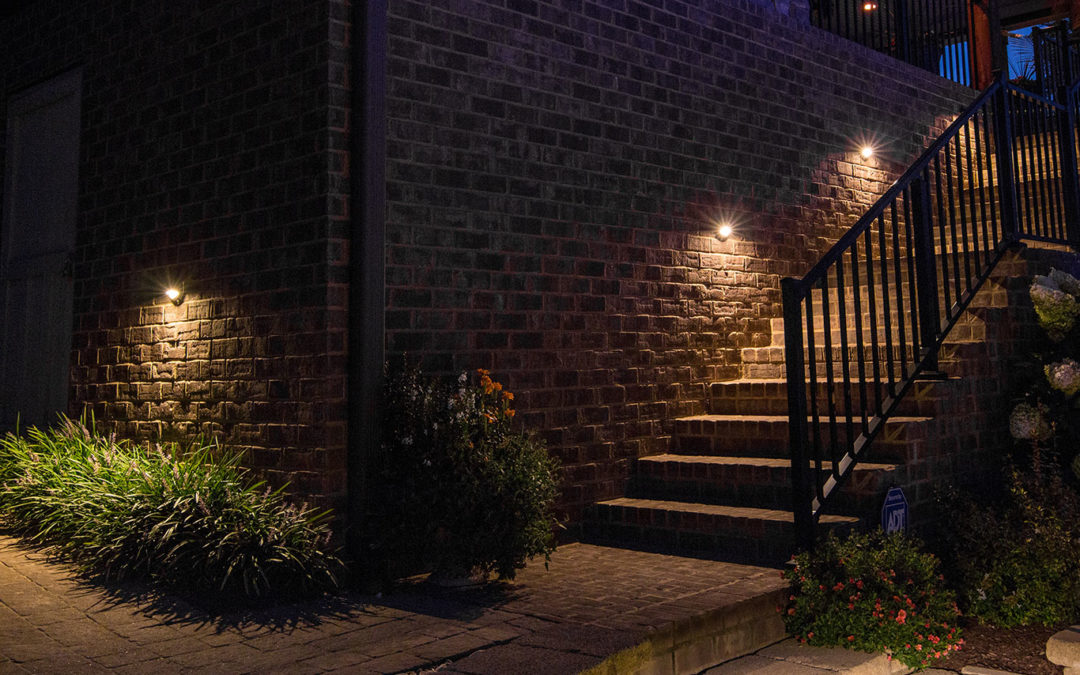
881 487 908 533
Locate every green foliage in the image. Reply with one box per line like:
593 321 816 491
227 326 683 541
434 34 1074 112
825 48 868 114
0 417 343 600
782 530 962 670
936 470 1080 627
374 364 560 581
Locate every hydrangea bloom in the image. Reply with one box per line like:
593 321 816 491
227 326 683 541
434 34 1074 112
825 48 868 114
1046 358 1080 397
1049 268 1080 297
1030 278 1079 342
1009 402 1053 442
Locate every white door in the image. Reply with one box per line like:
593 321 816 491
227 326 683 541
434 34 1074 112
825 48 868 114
0 69 82 431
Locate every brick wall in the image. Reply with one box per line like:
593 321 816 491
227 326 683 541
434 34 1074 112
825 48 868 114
0 0 351 512
384 0 976 526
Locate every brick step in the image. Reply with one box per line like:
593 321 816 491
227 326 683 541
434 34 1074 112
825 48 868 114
742 339 1002 379
708 377 964 417
672 413 934 461
584 497 859 565
633 454 901 512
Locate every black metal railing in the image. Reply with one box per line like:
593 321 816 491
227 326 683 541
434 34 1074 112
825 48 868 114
1033 21 1080 102
782 72 1080 550
811 0 983 86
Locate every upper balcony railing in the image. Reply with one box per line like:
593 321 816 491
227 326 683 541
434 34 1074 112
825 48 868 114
811 0 991 87
1033 21 1080 102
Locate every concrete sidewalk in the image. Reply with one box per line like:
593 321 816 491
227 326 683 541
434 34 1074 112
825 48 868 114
0 534 790 674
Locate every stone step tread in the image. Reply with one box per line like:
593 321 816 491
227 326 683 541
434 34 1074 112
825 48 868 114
596 497 859 524
710 377 964 389
677 414 935 424
638 454 898 471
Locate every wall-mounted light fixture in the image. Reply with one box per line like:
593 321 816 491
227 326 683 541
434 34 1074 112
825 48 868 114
717 222 734 241
860 145 875 159
164 286 185 306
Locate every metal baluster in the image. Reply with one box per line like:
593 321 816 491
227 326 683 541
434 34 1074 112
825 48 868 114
866 223 883 414
963 117 983 277
953 134 973 298
972 107 993 266
933 156 953 314
835 261 855 467
899 188 917 377
881 203 897 395
850 245 869 435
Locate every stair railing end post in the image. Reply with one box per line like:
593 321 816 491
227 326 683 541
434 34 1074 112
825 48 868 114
782 277 815 553
1059 85 1080 248
910 173 941 372
992 76 1021 243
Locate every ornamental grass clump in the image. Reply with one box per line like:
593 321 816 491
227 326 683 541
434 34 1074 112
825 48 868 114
374 364 560 581
782 530 962 670
0 417 343 600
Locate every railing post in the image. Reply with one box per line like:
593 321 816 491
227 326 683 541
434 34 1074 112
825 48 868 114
894 0 911 65
992 73 1021 242
1033 26 1047 98
782 278 815 553
1060 85 1080 247
910 172 942 373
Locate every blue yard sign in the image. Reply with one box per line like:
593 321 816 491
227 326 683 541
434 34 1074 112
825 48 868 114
881 487 908 533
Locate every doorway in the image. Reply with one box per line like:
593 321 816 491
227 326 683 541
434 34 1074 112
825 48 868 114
0 69 82 431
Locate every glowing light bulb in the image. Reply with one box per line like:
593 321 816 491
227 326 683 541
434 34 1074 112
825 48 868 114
863 1 878 10
860 145 874 159
717 223 733 240
164 287 183 305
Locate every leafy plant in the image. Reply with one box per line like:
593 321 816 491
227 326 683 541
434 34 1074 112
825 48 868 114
372 364 560 581
782 530 962 670
936 469 1080 627
0 416 343 599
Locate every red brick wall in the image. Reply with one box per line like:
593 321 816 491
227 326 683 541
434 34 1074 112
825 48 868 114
383 0 976 525
0 0 351 512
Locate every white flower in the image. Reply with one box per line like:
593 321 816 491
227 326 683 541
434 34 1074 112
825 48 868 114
1050 268 1080 297
1046 358 1080 396
1032 274 1060 292
1009 402 1053 442
1030 281 1079 341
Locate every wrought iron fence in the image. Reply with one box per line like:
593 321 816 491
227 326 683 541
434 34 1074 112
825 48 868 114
811 0 981 86
782 73 1080 550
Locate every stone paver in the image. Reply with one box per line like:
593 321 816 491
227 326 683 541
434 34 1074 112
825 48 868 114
0 535 787 674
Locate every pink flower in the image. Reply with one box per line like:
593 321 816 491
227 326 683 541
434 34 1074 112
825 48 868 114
896 609 907 624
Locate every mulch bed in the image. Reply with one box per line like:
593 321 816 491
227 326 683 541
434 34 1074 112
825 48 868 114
935 620 1066 675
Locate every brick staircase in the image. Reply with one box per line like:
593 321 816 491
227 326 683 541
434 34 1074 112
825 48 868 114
584 248 1059 566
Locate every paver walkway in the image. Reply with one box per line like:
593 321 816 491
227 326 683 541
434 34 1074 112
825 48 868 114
0 534 788 674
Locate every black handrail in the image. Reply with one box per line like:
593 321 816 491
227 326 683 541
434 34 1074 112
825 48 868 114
783 71 1080 550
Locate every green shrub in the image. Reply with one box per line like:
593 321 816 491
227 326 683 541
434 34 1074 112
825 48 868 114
782 530 962 670
936 469 1080 627
373 365 560 581
0 417 343 599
